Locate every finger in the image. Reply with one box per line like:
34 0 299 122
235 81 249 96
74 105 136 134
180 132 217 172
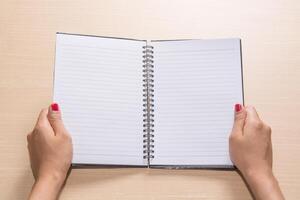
27 132 32 142
245 106 261 122
231 103 247 135
34 108 53 135
35 108 48 127
47 103 66 135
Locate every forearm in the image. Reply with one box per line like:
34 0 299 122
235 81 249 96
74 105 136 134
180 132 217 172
28 174 64 200
243 168 284 200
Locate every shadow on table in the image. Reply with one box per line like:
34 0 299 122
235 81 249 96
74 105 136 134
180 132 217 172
64 166 253 199
65 165 145 186
145 168 254 200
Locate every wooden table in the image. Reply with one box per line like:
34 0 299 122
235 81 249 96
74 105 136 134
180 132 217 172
1 0 299 199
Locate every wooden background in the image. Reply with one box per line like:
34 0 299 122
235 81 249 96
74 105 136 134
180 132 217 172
1 0 299 199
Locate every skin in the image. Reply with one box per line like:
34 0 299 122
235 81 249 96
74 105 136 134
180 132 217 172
230 105 284 200
27 104 284 199
27 105 72 200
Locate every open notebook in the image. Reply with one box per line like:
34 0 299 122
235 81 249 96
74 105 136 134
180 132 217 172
53 33 244 168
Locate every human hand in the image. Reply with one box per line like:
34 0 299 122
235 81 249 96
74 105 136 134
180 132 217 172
229 104 284 200
229 104 272 176
27 103 72 200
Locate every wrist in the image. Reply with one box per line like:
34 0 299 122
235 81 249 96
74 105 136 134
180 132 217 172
29 172 66 200
243 166 274 183
36 171 66 191
242 167 284 200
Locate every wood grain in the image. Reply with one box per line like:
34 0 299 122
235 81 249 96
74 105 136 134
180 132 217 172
0 0 299 199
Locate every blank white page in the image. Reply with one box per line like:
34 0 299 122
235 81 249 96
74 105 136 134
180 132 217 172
54 33 145 165
151 39 243 167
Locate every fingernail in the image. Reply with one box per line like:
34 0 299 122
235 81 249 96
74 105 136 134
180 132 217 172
51 103 59 111
235 104 242 112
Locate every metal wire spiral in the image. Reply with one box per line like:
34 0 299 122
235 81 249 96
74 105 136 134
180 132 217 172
142 44 155 162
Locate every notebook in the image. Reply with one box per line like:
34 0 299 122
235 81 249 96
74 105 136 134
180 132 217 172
53 33 244 168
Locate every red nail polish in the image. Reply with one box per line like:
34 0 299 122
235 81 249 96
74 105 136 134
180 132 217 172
235 104 242 112
51 103 59 111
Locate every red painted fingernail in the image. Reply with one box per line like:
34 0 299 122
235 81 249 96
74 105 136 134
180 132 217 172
235 104 242 112
51 103 59 111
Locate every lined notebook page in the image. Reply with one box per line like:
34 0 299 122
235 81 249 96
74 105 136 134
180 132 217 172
54 34 145 165
151 39 243 166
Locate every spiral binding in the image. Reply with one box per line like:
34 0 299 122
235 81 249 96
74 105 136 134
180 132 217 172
142 43 154 164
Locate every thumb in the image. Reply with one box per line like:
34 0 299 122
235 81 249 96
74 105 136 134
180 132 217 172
47 103 66 135
231 104 247 135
